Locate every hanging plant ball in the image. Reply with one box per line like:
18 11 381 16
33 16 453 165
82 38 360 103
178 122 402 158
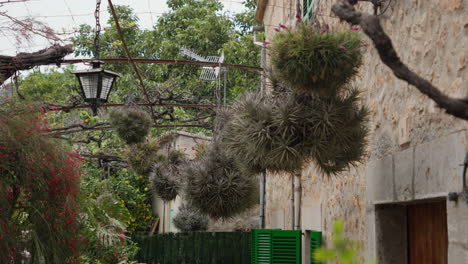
157 132 176 146
220 90 368 176
109 108 152 145
213 107 233 140
270 23 363 95
149 150 186 201
124 137 160 176
221 93 306 173
172 204 209 232
296 89 369 175
183 144 258 219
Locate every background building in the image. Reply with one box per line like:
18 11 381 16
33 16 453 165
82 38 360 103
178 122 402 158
256 1 467 263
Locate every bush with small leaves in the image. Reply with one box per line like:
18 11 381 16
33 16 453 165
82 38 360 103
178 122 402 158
270 23 362 95
109 108 152 145
172 204 209 232
183 144 258 219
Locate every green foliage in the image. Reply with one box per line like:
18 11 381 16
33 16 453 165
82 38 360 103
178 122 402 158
270 23 362 95
172 204 209 232
72 1 260 107
183 143 258 219
79 189 139 264
0 99 81 263
108 168 156 232
314 220 375 264
149 150 186 201
192 142 208 159
109 108 152 145
18 66 80 103
124 137 160 176
81 162 156 236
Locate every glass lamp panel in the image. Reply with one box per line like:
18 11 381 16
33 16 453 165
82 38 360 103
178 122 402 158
79 73 99 99
100 74 115 101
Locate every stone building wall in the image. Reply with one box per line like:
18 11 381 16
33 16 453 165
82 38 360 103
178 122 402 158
258 0 467 262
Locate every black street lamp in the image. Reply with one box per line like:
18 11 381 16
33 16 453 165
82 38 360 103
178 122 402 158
72 60 120 115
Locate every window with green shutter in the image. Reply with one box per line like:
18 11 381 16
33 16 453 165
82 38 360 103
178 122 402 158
251 229 301 264
310 231 322 264
303 0 314 22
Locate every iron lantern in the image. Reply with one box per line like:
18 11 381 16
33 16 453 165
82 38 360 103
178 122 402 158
72 60 120 116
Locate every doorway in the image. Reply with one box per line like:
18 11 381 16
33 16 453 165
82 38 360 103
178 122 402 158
407 200 448 264
375 200 448 264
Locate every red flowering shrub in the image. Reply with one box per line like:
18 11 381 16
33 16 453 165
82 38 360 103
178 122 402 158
0 100 82 263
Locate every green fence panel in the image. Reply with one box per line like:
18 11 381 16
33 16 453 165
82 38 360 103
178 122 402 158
132 232 251 264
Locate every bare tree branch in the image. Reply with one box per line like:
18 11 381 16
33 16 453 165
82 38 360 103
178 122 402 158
0 44 73 84
332 0 468 120
48 123 212 136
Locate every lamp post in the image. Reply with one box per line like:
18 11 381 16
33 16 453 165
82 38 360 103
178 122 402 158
72 60 120 116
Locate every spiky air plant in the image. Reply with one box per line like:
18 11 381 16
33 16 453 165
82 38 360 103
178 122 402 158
270 23 362 95
149 150 186 201
220 89 368 176
220 93 276 173
109 107 152 145
221 93 306 173
183 143 259 219
172 204 209 232
124 137 160 176
296 89 369 175
157 132 176 146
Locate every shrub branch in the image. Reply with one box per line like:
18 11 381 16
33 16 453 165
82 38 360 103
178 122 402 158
332 0 468 120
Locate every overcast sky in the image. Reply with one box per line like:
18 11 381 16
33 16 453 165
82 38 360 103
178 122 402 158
0 0 246 55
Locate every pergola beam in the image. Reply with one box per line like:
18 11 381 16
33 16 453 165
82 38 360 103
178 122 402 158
44 102 216 112
49 124 210 136
46 59 262 72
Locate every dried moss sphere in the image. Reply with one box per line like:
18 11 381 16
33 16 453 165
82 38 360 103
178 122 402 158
270 23 362 94
150 150 186 201
172 205 209 232
183 145 258 219
125 137 160 176
109 108 152 145
295 89 369 175
221 93 306 173
220 90 368 176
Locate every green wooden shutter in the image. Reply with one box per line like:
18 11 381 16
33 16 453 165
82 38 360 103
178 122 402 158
252 229 301 264
252 229 272 264
302 0 314 22
272 230 301 264
310 231 322 264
